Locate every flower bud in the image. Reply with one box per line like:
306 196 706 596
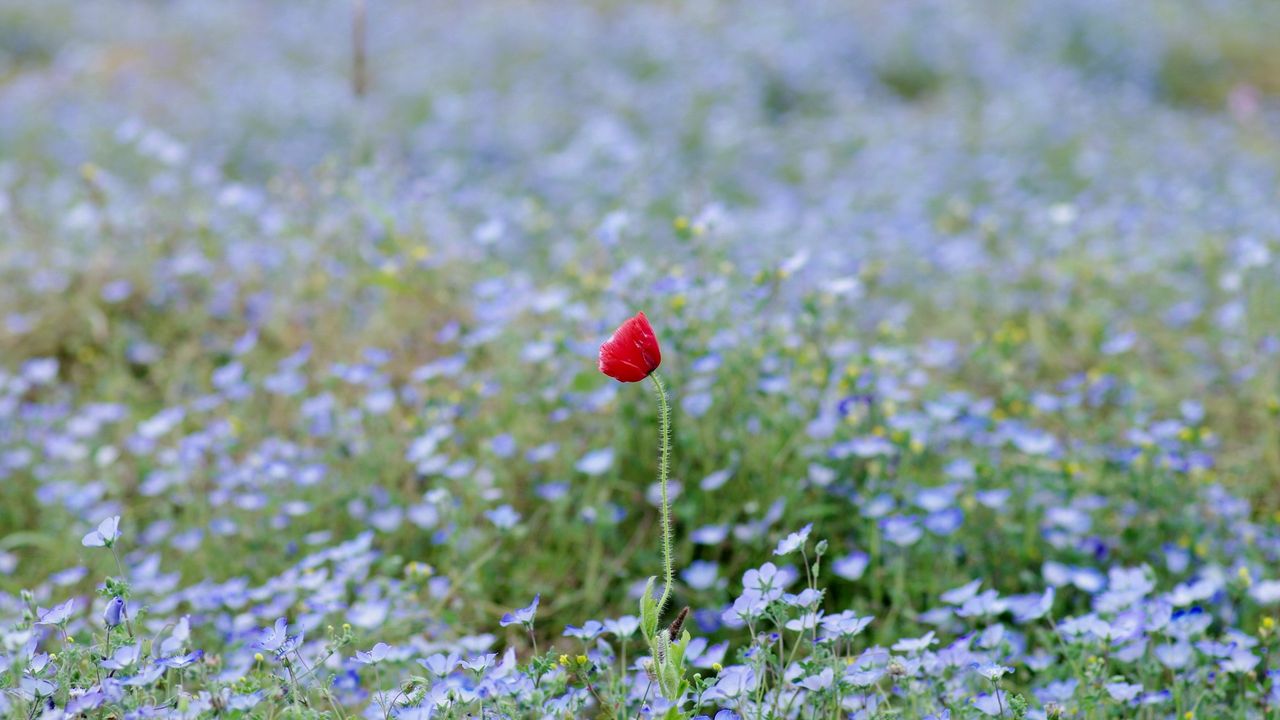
103 596 124 628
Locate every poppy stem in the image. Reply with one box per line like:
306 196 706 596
650 372 674 618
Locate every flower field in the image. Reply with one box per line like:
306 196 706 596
2 1 1280 718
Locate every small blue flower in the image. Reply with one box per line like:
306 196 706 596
485 505 522 530
82 516 121 548
254 618 289 653
563 620 604 640
418 652 459 677
773 524 812 556
1105 682 1143 703
35 599 76 626
603 616 640 638
682 561 720 590
575 448 614 475
156 651 203 669
354 643 392 665
101 642 143 670
832 552 868 581
796 667 834 692
499 594 539 627
891 631 936 654
971 693 1004 717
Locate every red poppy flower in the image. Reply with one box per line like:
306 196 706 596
598 311 662 383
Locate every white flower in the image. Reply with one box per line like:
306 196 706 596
81 516 121 548
973 661 1013 681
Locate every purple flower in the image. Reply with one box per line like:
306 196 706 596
941 580 982 605
832 552 868 581
685 638 728 668
490 434 517 458
742 562 786 600
254 618 289 653
101 642 143 670
721 591 769 628
499 594 539 627
691 524 729 544
682 561 720 590
460 653 497 672
485 504 521 530
564 620 604 640
1155 642 1192 669
354 643 393 665
881 516 922 546
418 652 459 677
122 663 166 687
892 631 936 654
971 693 1004 716
796 667 834 691
702 666 756 702
575 448 614 475
156 651 204 669
1035 679 1078 705
1221 650 1260 674
36 599 76 626
1105 682 1143 703
821 610 873 639
924 508 963 536
67 691 108 714
603 616 640 638
103 597 125 628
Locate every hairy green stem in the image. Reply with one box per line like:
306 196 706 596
651 372 674 616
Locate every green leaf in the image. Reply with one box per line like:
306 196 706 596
661 661 678 699
669 630 691 671
639 576 659 639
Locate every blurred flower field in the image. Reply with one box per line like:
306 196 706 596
2 0 1280 717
